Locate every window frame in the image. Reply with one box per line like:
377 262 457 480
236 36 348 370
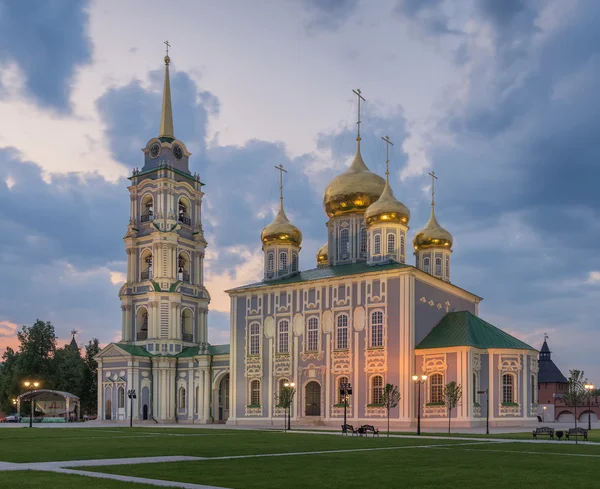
360 227 368 254
370 310 384 348
179 387 186 409
423 256 430 274
248 322 261 356
502 373 516 404
387 233 396 254
338 376 350 404
374 234 381 255
430 373 444 404
277 319 289 354
291 253 298 272
118 386 125 409
335 314 349 350
371 375 384 405
306 317 319 352
279 251 288 270
250 379 261 406
400 234 405 255
339 228 350 255
267 252 274 272
435 257 442 275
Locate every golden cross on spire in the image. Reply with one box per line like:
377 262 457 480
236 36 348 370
429 170 438 207
381 135 394 182
274 164 288 204
164 40 171 56
352 88 365 141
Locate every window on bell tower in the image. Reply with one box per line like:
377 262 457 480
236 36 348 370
141 250 153 280
141 195 154 222
178 197 191 225
423 256 430 274
178 252 190 283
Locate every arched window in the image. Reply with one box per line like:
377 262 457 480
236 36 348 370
370 311 383 347
267 252 274 275
339 228 350 255
250 380 261 406
531 374 536 404
178 198 191 225
279 252 288 270
374 234 381 255
306 317 319 352
473 373 478 404
178 252 190 283
338 376 350 404
249 323 260 356
181 309 193 342
141 250 153 280
291 253 298 272
141 195 154 222
430 373 443 404
277 320 289 354
445 257 450 277
179 387 186 409
136 306 149 334
118 387 125 408
400 235 405 255
423 256 430 274
360 228 367 254
279 378 289 395
336 314 348 350
435 257 442 275
372 376 384 404
502 374 515 404
387 234 396 254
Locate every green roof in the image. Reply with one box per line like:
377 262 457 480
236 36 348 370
416 311 536 351
227 261 410 292
208 344 230 356
115 343 153 357
176 344 230 358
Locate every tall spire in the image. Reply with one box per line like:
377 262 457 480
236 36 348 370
159 41 174 139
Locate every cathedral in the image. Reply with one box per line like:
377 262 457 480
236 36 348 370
96 53 539 428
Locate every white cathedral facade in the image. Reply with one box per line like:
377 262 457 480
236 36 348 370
96 54 539 428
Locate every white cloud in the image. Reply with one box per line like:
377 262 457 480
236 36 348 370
586 271 600 284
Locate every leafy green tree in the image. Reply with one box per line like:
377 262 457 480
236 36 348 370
275 383 296 432
0 347 19 413
382 383 401 437
81 339 100 415
442 381 463 434
51 345 85 398
15 320 57 382
562 369 587 436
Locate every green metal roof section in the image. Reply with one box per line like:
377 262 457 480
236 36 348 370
209 344 230 355
115 343 153 357
415 311 536 351
176 344 230 357
227 261 411 292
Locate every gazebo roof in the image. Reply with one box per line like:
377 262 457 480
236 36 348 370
18 389 80 402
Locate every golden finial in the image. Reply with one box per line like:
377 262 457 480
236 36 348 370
381 135 394 183
274 164 288 206
352 88 365 142
428 170 438 208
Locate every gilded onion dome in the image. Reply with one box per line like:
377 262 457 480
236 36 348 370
261 203 302 247
413 208 453 250
316 243 328 267
323 143 386 218
364 179 410 227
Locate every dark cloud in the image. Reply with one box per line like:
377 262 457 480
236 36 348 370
301 0 359 32
0 0 92 111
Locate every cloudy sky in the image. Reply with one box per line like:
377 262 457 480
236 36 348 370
0 0 599 381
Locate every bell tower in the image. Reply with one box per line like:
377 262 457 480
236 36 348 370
119 49 211 355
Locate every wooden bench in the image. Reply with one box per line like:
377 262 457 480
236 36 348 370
341 424 358 436
358 424 379 437
565 427 588 441
532 427 554 440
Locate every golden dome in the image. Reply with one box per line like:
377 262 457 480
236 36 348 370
261 204 302 247
413 208 453 250
323 143 386 218
316 243 328 267
365 180 410 227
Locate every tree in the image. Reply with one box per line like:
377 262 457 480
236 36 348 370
15 320 57 382
51 345 85 398
382 383 401 437
442 381 463 434
0 347 19 413
275 383 296 432
81 339 100 415
562 369 587 440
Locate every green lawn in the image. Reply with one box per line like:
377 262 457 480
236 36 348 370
0 471 158 488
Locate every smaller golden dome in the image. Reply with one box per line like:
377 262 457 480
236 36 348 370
261 204 302 247
413 208 453 250
365 180 410 227
316 243 328 267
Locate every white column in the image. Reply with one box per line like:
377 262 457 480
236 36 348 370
488 353 495 421
203 369 211 422
353 330 359 418
325 334 331 420
228 296 237 423
522 354 529 418
198 369 205 422
121 306 127 341
97 360 103 420
268 337 273 420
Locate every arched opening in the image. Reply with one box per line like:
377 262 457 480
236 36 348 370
141 250 153 280
142 404 148 420
279 251 288 271
502 374 516 404
423 256 430 274
339 228 350 256
370 310 383 348
141 195 154 222
371 375 384 404
305 381 321 416
218 374 230 422
435 257 442 275
387 234 395 254
580 411 598 423
374 234 381 255
118 387 125 409
291 253 298 272
178 252 190 283
181 308 193 342
178 197 191 225
179 387 186 410
136 306 149 341
104 387 112 421
430 373 444 404
557 411 575 423
360 227 367 255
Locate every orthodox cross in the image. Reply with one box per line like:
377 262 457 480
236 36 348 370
164 40 171 56
429 170 438 207
71 329 78 338
274 164 287 203
544 333 549 341
352 88 365 141
381 135 394 179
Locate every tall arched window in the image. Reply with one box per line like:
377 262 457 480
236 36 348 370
141 195 154 222
423 256 430 274
277 320 289 354
400 235 405 255
291 253 298 272
118 386 125 408
178 197 191 225
370 311 383 347
181 309 193 341
141 250 153 280
249 323 260 356
502 374 514 404
360 228 367 254
435 257 442 275
250 380 261 406
336 314 348 350
339 228 350 255
372 376 384 404
178 252 190 283
267 252 274 272
374 234 381 255
445 257 450 277
136 306 149 334
179 387 186 409
338 376 350 404
279 252 288 270
387 234 396 254
279 378 289 395
306 317 319 352
430 373 443 403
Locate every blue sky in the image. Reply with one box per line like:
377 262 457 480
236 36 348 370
0 0 599 381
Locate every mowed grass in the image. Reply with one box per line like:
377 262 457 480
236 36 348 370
83 440 600 489
0 471 158 489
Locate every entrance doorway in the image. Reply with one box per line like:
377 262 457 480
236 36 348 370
218 374 230 423
105 399 112 420
305 381 321 416
143 404 148 420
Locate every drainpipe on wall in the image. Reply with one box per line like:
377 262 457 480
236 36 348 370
174 357 179 423
150 355 158 424
209 354 214 423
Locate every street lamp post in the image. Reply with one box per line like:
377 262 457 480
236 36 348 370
584 383 594 431
128 389 137 428
412 375 427 436
543 406 547 424
477 389 489 435
340 382 353 431
283 382 296 431
23 381 40 428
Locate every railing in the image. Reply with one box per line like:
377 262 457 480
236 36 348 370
182 333 193 342
141 213 153 223
136 331 148 340
178 271 190 283
141 270 152 280
179 215 191 225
